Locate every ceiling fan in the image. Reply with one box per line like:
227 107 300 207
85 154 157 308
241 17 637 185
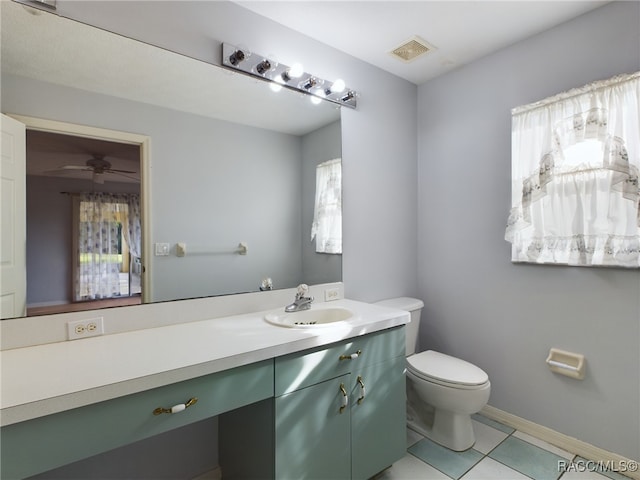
44 155 138 184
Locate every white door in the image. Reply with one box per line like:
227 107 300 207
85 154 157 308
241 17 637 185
1 114 26 319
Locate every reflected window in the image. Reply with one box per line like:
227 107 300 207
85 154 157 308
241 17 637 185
73 193 142 301
311 158 342 254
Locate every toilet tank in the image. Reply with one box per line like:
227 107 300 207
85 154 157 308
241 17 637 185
374 297 424 356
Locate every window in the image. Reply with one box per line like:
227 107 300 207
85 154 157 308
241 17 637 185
72 193 141 301
505 72 639 268
311 158 342 254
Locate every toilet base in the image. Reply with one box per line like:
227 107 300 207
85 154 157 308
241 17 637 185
407 410 476 452
407 383 476 452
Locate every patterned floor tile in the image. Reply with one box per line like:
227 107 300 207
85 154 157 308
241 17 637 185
471 420 510 455
373 454 453 480
460 457 530 479
513 431 573 460
489 435 566 480
409 437 483 480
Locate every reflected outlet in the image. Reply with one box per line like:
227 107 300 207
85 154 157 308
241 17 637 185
67 317 104 340
324 288 340 301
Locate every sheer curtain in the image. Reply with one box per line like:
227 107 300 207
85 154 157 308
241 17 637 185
74 193 141 301
505 72 640 267
123 194 142 294
311 158 342 254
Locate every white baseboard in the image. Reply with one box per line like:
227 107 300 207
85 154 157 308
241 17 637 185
191 466 222 480
481 405 639 480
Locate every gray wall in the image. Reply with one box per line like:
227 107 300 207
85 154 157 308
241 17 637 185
417 1 640 460
3 74 305 303
301 120 342 285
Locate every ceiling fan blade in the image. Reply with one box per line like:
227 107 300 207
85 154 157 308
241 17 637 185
114 172 139 181
60 165 92 171
105 167 137 174
40 166 91 176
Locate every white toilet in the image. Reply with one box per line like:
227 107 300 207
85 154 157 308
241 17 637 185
375 297 490 452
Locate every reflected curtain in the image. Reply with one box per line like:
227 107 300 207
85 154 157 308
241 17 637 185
74 193 140 301
311 158 342 254
123 194 142 293
505 72 640 267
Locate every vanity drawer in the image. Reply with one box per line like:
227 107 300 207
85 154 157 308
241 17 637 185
1 360 273 480
275 327 404 395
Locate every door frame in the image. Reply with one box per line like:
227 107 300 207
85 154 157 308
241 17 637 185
9 114 152 304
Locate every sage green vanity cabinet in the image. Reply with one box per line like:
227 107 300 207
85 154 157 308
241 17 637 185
272 326 406 480
275 374 352 479
4 326 406 479
1 360 273 479
219 327 406 479
350 356 406 479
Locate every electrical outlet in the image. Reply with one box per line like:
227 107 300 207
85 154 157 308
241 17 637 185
324 287 340 301
67 317 104 340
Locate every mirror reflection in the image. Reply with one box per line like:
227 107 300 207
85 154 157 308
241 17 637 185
1 1 342 320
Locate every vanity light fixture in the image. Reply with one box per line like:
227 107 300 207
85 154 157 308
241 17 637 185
222 42 358 109
228 48 250 67
326 78 346 95
341 91 356 103
299 76 322 91
254 58 276 76
281 63 304 82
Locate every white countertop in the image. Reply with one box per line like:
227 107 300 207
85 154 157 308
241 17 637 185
0 299 409 426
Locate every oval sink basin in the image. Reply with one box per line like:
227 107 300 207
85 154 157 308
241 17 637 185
264 307 354 328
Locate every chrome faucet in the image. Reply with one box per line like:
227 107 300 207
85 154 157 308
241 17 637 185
285 284 314 312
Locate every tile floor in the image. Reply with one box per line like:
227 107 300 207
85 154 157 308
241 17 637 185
375 414 632 480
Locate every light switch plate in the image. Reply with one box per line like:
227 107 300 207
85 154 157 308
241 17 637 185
155 243 170 256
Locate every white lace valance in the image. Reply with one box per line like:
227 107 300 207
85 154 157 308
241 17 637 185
505 72 640 267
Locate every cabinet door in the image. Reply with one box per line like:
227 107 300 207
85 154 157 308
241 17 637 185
351 356 406 480
275 374 351 480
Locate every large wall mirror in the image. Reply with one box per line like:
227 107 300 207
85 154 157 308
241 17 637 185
1 1 342 320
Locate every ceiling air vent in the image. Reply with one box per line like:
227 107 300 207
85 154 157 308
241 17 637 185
390 36 434 63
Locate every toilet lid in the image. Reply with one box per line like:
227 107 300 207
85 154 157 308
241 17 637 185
407 350 489 386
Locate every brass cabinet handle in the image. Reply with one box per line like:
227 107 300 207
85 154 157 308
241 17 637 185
357 376 366 404
339 383 349 414
339 350 362 361
153 397 198 415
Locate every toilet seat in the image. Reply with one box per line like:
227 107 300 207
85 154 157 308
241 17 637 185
407 350 489 389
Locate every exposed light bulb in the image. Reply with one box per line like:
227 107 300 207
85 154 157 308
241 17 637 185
270 75 286 92
311 89 325 105
270 81 283 93
330 79 346 93
288 63 304 78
